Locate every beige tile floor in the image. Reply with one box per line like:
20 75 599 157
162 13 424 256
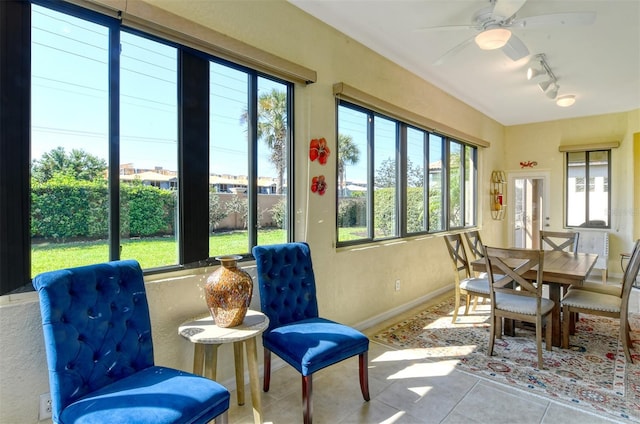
226 287 638 424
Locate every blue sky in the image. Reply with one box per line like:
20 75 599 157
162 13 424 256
31 4 282 178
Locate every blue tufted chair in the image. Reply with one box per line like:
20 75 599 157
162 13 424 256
252 242 370 424
33 260 230 424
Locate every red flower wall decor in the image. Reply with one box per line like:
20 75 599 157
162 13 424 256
309 138 330 165
310 175 326 195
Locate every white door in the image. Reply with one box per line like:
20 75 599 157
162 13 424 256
508 171 550 249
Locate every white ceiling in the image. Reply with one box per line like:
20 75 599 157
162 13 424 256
289 0 640 126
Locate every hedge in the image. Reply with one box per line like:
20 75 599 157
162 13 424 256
31 178 176 241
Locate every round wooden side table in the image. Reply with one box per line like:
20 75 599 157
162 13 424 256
179 310 269 424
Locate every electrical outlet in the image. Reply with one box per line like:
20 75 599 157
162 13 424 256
39 393 52 420
395 279 401 291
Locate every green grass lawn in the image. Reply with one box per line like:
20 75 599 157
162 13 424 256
31 229 287 277
31 227 367 276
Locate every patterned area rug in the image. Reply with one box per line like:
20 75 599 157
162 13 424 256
373 297 640 422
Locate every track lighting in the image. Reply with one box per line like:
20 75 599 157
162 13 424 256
538 78 554 93
527 66 546 80
545 84 559 99
475 27 511 50
556 95 576 107
527 53 574 105
526 56 547 80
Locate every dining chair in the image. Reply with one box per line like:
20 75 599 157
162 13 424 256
540 230 579 254
33 260 230 424
561 239 640 362
252 242 370 424
464 230 485 260
484 246 554 369
443 234 491 323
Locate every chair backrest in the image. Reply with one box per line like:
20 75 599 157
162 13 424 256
252 242 319 332
484 246 544 300
620 239 640 314
443 234 472 282
464 230 485 259
540 230 579 254
33 260 154 422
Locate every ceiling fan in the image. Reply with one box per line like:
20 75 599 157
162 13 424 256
422 0 596 65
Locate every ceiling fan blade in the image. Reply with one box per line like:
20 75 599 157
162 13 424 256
415 24 476 32
491 0 527 20
433 36 475 66
502 33 529 61
512 11 596 28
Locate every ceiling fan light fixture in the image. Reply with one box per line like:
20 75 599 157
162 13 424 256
475 27 512 50
556 94 576 107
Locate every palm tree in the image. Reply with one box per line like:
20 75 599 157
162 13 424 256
338 134 360 196
241 89 287 194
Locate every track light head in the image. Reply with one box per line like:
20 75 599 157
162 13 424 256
546 84 559 99
538 78 554 93
527 66 546 80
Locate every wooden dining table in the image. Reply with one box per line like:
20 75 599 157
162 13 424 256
471 250 598 347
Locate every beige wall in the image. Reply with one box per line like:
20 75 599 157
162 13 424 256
505 111 640 268
0 1 636 423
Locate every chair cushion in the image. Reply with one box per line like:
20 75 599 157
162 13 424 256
460 277 490 294
569 281 621 296
562 289 622 313
59 366 230 424
263 317 369 376
495 293 554 316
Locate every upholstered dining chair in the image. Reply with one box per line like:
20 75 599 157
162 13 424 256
561 239 640 362
33 260 230 424
252 242 370 424
540 230 579 254
443 234 491 323
484 246 554 369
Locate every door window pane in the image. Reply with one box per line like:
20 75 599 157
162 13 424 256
31 5 110 276
119 32 178 268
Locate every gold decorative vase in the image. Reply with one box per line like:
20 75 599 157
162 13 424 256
205 255 253 327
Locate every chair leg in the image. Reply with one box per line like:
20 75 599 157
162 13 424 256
622 317 633 363
488 314 496 357
562 307 571 349
215 410 229 424
545 316 552 352
535 316 544 369
359 352 370 401
302 374 313 424
452 289 461 323
263 348 271 392
464 294 472 316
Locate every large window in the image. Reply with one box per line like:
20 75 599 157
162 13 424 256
1 1 292 295
336 101 477 246
566 150 610 228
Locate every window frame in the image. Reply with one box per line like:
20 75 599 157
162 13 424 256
0 0 294 295
565 149 611 229
336 99 478 248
